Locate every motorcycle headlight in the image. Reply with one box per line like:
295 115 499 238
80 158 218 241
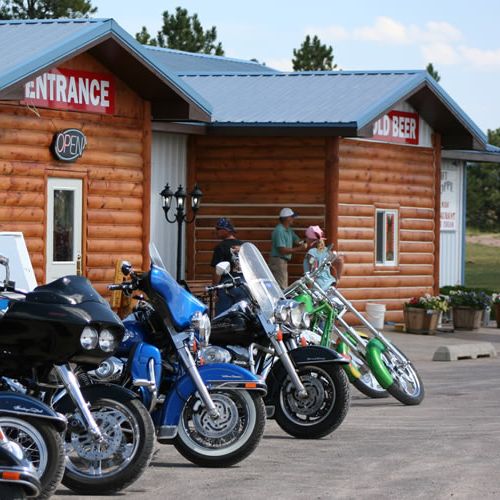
302 312 311 329
289 303 303 328
99 328 117 353
80 326 98 350
275 303 288 323
191 311 211 347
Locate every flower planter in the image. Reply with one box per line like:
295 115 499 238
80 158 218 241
404 307 440 335
495 303 500 328
452 307 483 330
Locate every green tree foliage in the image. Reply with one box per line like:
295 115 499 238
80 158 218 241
292 35 337 71
0 0 96 19
135 7 224 55
426 62 441 82
467 128 500 231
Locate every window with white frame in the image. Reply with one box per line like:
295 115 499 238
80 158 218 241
375 209 398 265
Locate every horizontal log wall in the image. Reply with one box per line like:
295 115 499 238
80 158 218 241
337 139 436 322
189 136 326 280
0 53 147 295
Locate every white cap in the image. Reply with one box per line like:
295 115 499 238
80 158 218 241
279 208 297 218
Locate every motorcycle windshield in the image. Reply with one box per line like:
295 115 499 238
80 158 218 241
148 243 206 330
239 242 283 319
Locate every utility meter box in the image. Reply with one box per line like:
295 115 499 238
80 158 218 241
0 232 37 292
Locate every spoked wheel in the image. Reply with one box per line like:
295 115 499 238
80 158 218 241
0 416 65 500
382 347 424 405
349 351 389 399
59 395 154 495
174 389 266 467
274 364 350 439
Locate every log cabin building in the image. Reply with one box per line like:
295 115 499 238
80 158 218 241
0 18 496 322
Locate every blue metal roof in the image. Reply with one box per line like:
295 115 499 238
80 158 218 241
144 46 278 74
0 18 212 118
180 70 487 149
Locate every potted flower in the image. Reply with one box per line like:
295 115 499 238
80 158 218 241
403 294 448 334
449 290 491 330
492 293 500 328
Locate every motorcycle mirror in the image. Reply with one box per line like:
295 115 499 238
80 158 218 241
215 261 231 276
121 261 133 276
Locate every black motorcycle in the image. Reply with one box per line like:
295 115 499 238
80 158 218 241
0 392 66 499
0 255 154 495
201 243 351 439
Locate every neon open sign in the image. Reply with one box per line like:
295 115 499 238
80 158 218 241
51 129 87 162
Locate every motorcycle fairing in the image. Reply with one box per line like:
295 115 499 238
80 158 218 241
150 265 206 331
159 363 266 428
0 392 66 432
129 341 162 410
117 316 147 356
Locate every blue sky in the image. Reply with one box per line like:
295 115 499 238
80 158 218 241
94 0 500 134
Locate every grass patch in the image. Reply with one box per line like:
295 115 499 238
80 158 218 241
465 242 500 291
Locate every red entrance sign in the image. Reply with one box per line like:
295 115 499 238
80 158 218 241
372 110 420 145
24 68 115 115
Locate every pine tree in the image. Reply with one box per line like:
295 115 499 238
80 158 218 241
426 62 441 82
292 35 337 71
135 7 224 55
0 0 96 19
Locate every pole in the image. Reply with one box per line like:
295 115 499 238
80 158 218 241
176 211 183 283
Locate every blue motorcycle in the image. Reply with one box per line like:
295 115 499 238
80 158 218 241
90 244 267 467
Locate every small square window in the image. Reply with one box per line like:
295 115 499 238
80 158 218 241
375 209 398 265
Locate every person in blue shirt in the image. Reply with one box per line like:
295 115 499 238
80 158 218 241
303 225 344 290
269 208 306 289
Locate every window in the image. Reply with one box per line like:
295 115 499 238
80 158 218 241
375 209 398 265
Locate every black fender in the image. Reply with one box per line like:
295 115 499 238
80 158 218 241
53 383 138 415
265 345 348 405
0 392 67 432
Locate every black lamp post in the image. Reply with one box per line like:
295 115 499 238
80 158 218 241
160 182 202 282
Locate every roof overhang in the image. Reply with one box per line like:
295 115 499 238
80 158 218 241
205 122 358 137
358 74 487 151
442 149 500 164
0 20 211 122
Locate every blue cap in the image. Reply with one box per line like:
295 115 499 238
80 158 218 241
215 217 235 233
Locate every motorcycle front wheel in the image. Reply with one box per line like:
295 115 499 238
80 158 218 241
56 391 155 495
274 363 350 439
0 416 65 500
349 351 389 399
174 389 266 467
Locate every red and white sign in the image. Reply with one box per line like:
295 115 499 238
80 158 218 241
372 110 420 145
24 68 115 115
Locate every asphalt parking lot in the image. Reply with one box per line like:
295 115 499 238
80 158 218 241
56 326 500 500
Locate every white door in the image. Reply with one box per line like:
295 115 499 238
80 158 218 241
46 178 83 283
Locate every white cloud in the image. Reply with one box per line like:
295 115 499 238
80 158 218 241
265 58 293 72
421 43 460 65
354 16 409 43
460 46 500 68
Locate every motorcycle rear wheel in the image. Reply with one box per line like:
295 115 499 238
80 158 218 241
274 363 350 439
57 393 154 494
174 389 265 467
0 416 65 500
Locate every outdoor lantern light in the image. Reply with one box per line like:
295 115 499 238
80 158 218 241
174 185 187 210
160 183 173 211
190 184 203 211
159 181 203 282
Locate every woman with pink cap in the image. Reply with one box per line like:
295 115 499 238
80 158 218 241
303 225 344 290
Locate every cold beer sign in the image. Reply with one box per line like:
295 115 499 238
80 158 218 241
24 68 115 115
372 110 420 145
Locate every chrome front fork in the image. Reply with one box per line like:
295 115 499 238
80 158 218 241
270 338 308 398
177 345 220 420
54 364 103 441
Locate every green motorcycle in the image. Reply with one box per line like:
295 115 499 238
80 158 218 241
285 250 424 406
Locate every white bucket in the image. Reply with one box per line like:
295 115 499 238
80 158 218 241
365 303 386 330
